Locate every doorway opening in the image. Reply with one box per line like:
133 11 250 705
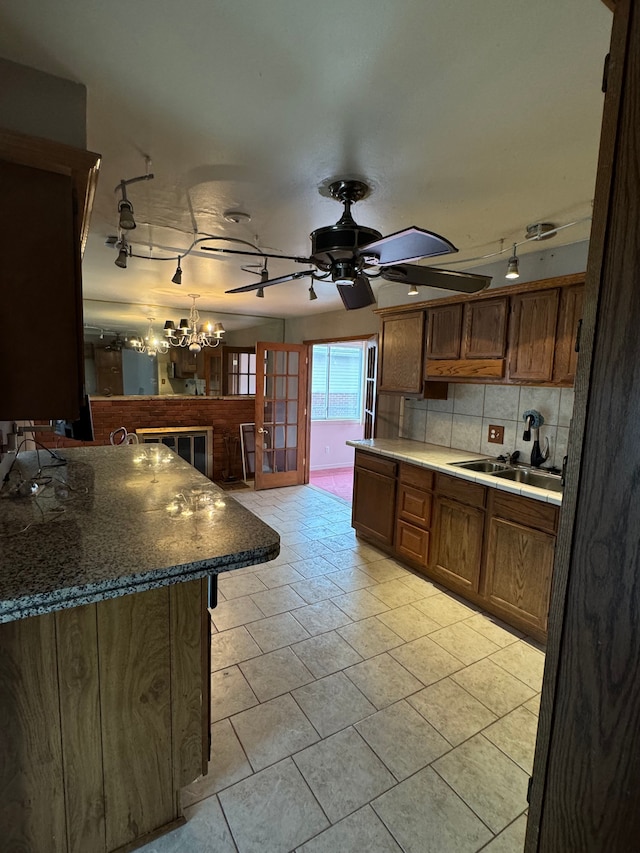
307 337 376 502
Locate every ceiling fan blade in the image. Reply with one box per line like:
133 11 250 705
225 270 313 293
381 264 491 294
203 246 313 264
337 274 376 310
358 227 457 266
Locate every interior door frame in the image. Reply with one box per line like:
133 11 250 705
303 334 378 483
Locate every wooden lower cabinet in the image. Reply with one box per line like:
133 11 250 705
351 455 558 641
352 456 397 546
0 578 210 853
484 517 556 635
431 495 485 594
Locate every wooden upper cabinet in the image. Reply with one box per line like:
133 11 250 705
462 297 508 359
426 304 463 359
508 289 560 382
553 284 585 384
0 129 100 421
379 311 425 394
425 298 507 380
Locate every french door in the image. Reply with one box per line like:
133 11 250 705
254 342 308 489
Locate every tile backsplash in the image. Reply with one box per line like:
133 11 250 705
400 384 574 469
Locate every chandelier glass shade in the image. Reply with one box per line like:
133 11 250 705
163 294 225 353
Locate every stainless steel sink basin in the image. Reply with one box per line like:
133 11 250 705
492 467 563 492
451 459 510 473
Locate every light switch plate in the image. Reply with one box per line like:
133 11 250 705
488 424 505 443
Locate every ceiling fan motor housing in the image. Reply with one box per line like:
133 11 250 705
310 222 382 270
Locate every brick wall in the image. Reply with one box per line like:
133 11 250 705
38 396 255 481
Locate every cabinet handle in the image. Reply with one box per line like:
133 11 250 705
575 319 583 353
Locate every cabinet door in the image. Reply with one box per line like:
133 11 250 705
95 347 124 396
352 467 396 546
427 304 463 359
462 297 508 359
553 284 585 384
395 520 430 568
484 517 555 634
508 289 560 382
397 483 432 529
379 312 425 393
0 131 99 421
171 347 198 377
430 496 484 593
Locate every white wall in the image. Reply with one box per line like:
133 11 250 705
0 58 86 147
284 305 378 343
309 421 363 470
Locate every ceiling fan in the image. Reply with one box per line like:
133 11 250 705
202 180 491 309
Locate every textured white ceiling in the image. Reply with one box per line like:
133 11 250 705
0 0 612 331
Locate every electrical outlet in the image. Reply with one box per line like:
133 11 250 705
324 446 330 454
488 424 505 443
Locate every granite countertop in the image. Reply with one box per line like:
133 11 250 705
0 445 279 623
347 439 563 507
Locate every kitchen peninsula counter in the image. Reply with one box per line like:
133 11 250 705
0 444 279 623
0 444 278 853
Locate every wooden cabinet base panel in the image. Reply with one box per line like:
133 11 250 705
0 579 209 853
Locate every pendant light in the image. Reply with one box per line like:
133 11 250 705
408 284 419 296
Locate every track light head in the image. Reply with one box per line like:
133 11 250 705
505 244 520 279
256 287 265 298
115 241 129 268
408 284 419 296
172 258 183 285
118 199 136 231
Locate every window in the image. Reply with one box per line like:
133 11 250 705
224 347 256 395
311 342 365 420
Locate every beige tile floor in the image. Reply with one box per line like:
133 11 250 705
140 484 544 853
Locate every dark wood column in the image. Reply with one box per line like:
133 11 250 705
527 0 640 849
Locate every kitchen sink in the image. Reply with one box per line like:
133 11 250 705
451 459 510 473
492 467 563 492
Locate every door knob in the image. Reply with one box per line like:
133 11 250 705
257 427 269 434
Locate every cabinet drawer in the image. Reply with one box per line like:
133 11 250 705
395 520 430 568
490 491 559 535
399 462 433 491
355 451 397 478
397 483 432 529
435 473 487 508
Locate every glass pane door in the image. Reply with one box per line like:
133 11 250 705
255 342 308 489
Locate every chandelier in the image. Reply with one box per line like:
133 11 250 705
130 318 168 356
163 294 225 352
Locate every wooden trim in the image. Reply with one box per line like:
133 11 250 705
527 0 636 849
374 272 585 316
0 127 100 256
601 0 616 10
303 333 377 345
426 358 505 378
